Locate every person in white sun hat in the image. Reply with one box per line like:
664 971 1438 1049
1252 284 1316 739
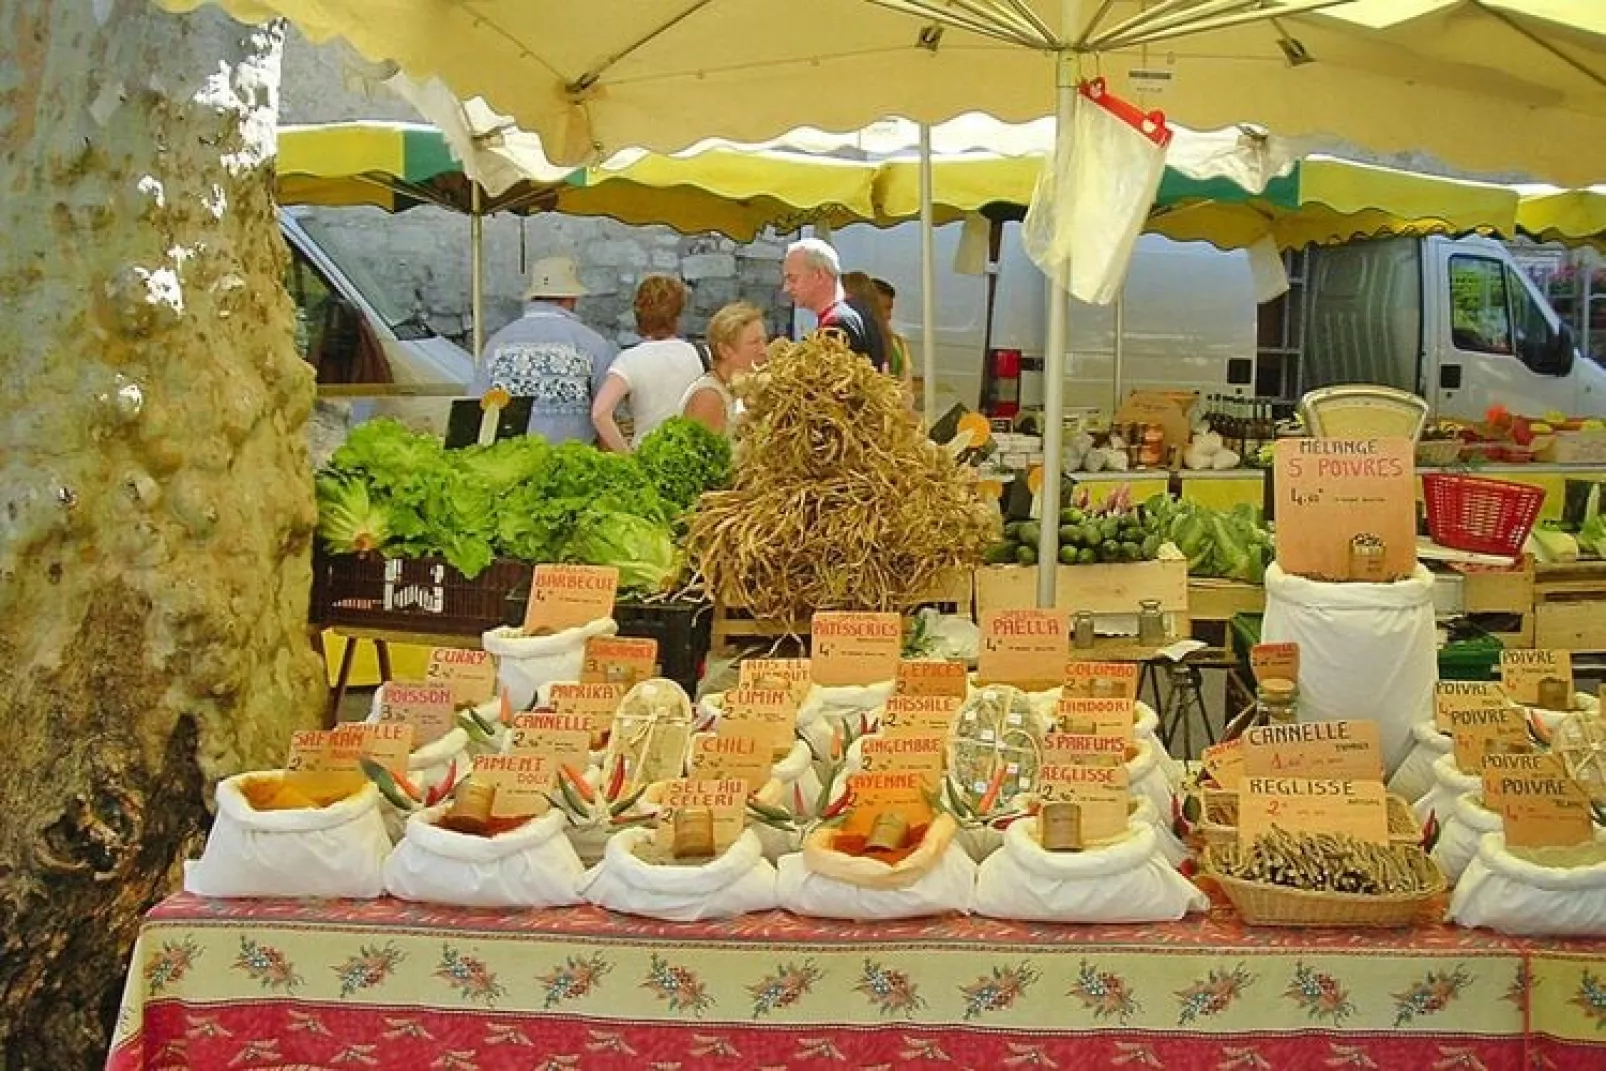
472 254 618 445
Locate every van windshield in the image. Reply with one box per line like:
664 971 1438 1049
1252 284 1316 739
293 215 427 339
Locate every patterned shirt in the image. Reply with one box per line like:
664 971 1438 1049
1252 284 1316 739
473 302 618 445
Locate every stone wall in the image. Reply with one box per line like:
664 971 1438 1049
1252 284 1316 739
277 31 793 352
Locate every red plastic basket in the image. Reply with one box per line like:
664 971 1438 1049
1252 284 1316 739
1421 473 1545 557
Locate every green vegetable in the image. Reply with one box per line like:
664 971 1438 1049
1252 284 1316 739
1016 544 1039 565
1059 524 1082 544
564 510 679 593
1060 508 1085 526
315 475 393 556
983 543 1017 565
1077 547 1097 564
1017 521 1042 546
1101 540 1122 562
635 416 731 515
1059 545 1080 564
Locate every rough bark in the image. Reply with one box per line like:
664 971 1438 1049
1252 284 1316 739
0 3 325 1066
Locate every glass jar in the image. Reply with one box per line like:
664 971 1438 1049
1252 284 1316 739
1256 678 1299 725
1349 534 1387 582
1072 610 1096 649
1136 599 1165 646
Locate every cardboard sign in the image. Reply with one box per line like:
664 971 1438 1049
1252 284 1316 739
719 686 798 760
1056 697 1136 743
1238 778 1391 847
977 609 1069 689
1243 720 1384 781
811 612 902 687
1036 759 1130 842
654 778 748 856
858 732 946 788
1447 702 1529 773
1434 681 1509 734
472 753 553 819
895 659 969 698
426 647 498 709
1062 661 1140 701
739 658 813 700
688 728 773 790
1482 752 1570 813
880 694 962 735
548 682 627 738
505 713 592 780
1202 737 1244 790
1249 643 1300 686
1498 770 1595 849
1273 438 1416 582
377 681 455 746
842 770 933 836
286 723 416 801
1043 731 1130 767
1500 649 1573 707
523 564 618 634
581 636 659 687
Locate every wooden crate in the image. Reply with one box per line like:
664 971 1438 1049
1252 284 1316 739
1532 560 1606 653
973 558 1188 616
1187 578 1265 622
1452 557 1535 614
709 569 974 656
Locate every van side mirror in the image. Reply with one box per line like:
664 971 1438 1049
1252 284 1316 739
1537 321 1576 377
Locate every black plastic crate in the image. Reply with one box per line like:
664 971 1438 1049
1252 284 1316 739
312 548 530 636
503 589 713 696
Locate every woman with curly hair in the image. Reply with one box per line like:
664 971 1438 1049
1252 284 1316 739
592 274 704 451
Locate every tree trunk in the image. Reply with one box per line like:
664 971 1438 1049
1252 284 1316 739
0 3 325 1065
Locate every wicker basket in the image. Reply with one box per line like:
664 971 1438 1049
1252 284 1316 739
1414 439 1464 467
1204 846 1446 928
1197 792 1421 854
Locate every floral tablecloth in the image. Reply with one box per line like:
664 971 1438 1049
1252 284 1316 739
109 894 1606 1070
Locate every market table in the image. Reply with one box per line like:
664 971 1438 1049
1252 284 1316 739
108 893 1606 1069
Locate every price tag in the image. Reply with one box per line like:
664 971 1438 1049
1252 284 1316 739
1500 649 1573 707
1498 770 1595 849
472 753 554 819
1242 720 1383 781
377 681 455 746
1434 681 1508 734
1238 778 1391 848
654 778 747 855
811 612 902 687
548 682 627 740
1249 643 1300 686
1482 752 1570 813
977 609 1069 689
1273 437 1416 582
523 564 618 634
426 647 498 709
1036 760 1130 842
581 636 659 687
1056 697 1136 743
881 694 962 735
895 659 969 698
841 770 933 836
1446 702 1528 773
716 686 797 760
357 721 415 781
1202 737 1245 790
1043 731 1130 767
739 658 813 701
506 713 592 781
688 726 773 791
1062 661 1140 700
858 732 946 788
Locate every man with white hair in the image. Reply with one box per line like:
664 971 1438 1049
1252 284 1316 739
782 237 886 371
473 255 617 445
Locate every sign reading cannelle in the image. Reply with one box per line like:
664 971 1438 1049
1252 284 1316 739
1242 720 1383 781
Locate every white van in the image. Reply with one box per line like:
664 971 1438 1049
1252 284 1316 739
830 221 1606 421
281 208 475 432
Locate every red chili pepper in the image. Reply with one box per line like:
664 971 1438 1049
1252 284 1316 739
498 687 513 727
605 755 628 802
423 759 458 807
819 788 856 822
830 724 843 761
976 766 1008 816
560 764 597 806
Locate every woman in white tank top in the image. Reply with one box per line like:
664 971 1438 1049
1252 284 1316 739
682 301 768 437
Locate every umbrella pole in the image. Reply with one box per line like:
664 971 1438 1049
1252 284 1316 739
1037 6 1081 609
919 122 938 423
1112 285 1125 413
471 184 485 366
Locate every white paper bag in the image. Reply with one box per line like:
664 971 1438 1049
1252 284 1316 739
776 814 976 920
1133 795 1190 869
581 828 777 921
1449 831 1606 936
384 806 584 908
974 819 1207 923
184 775 390 899
796 680 895 758
1413 753 1480 827
1263 564 1437 774
1432 792 1503 884
1389 721 1453 803
481 617 618 710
